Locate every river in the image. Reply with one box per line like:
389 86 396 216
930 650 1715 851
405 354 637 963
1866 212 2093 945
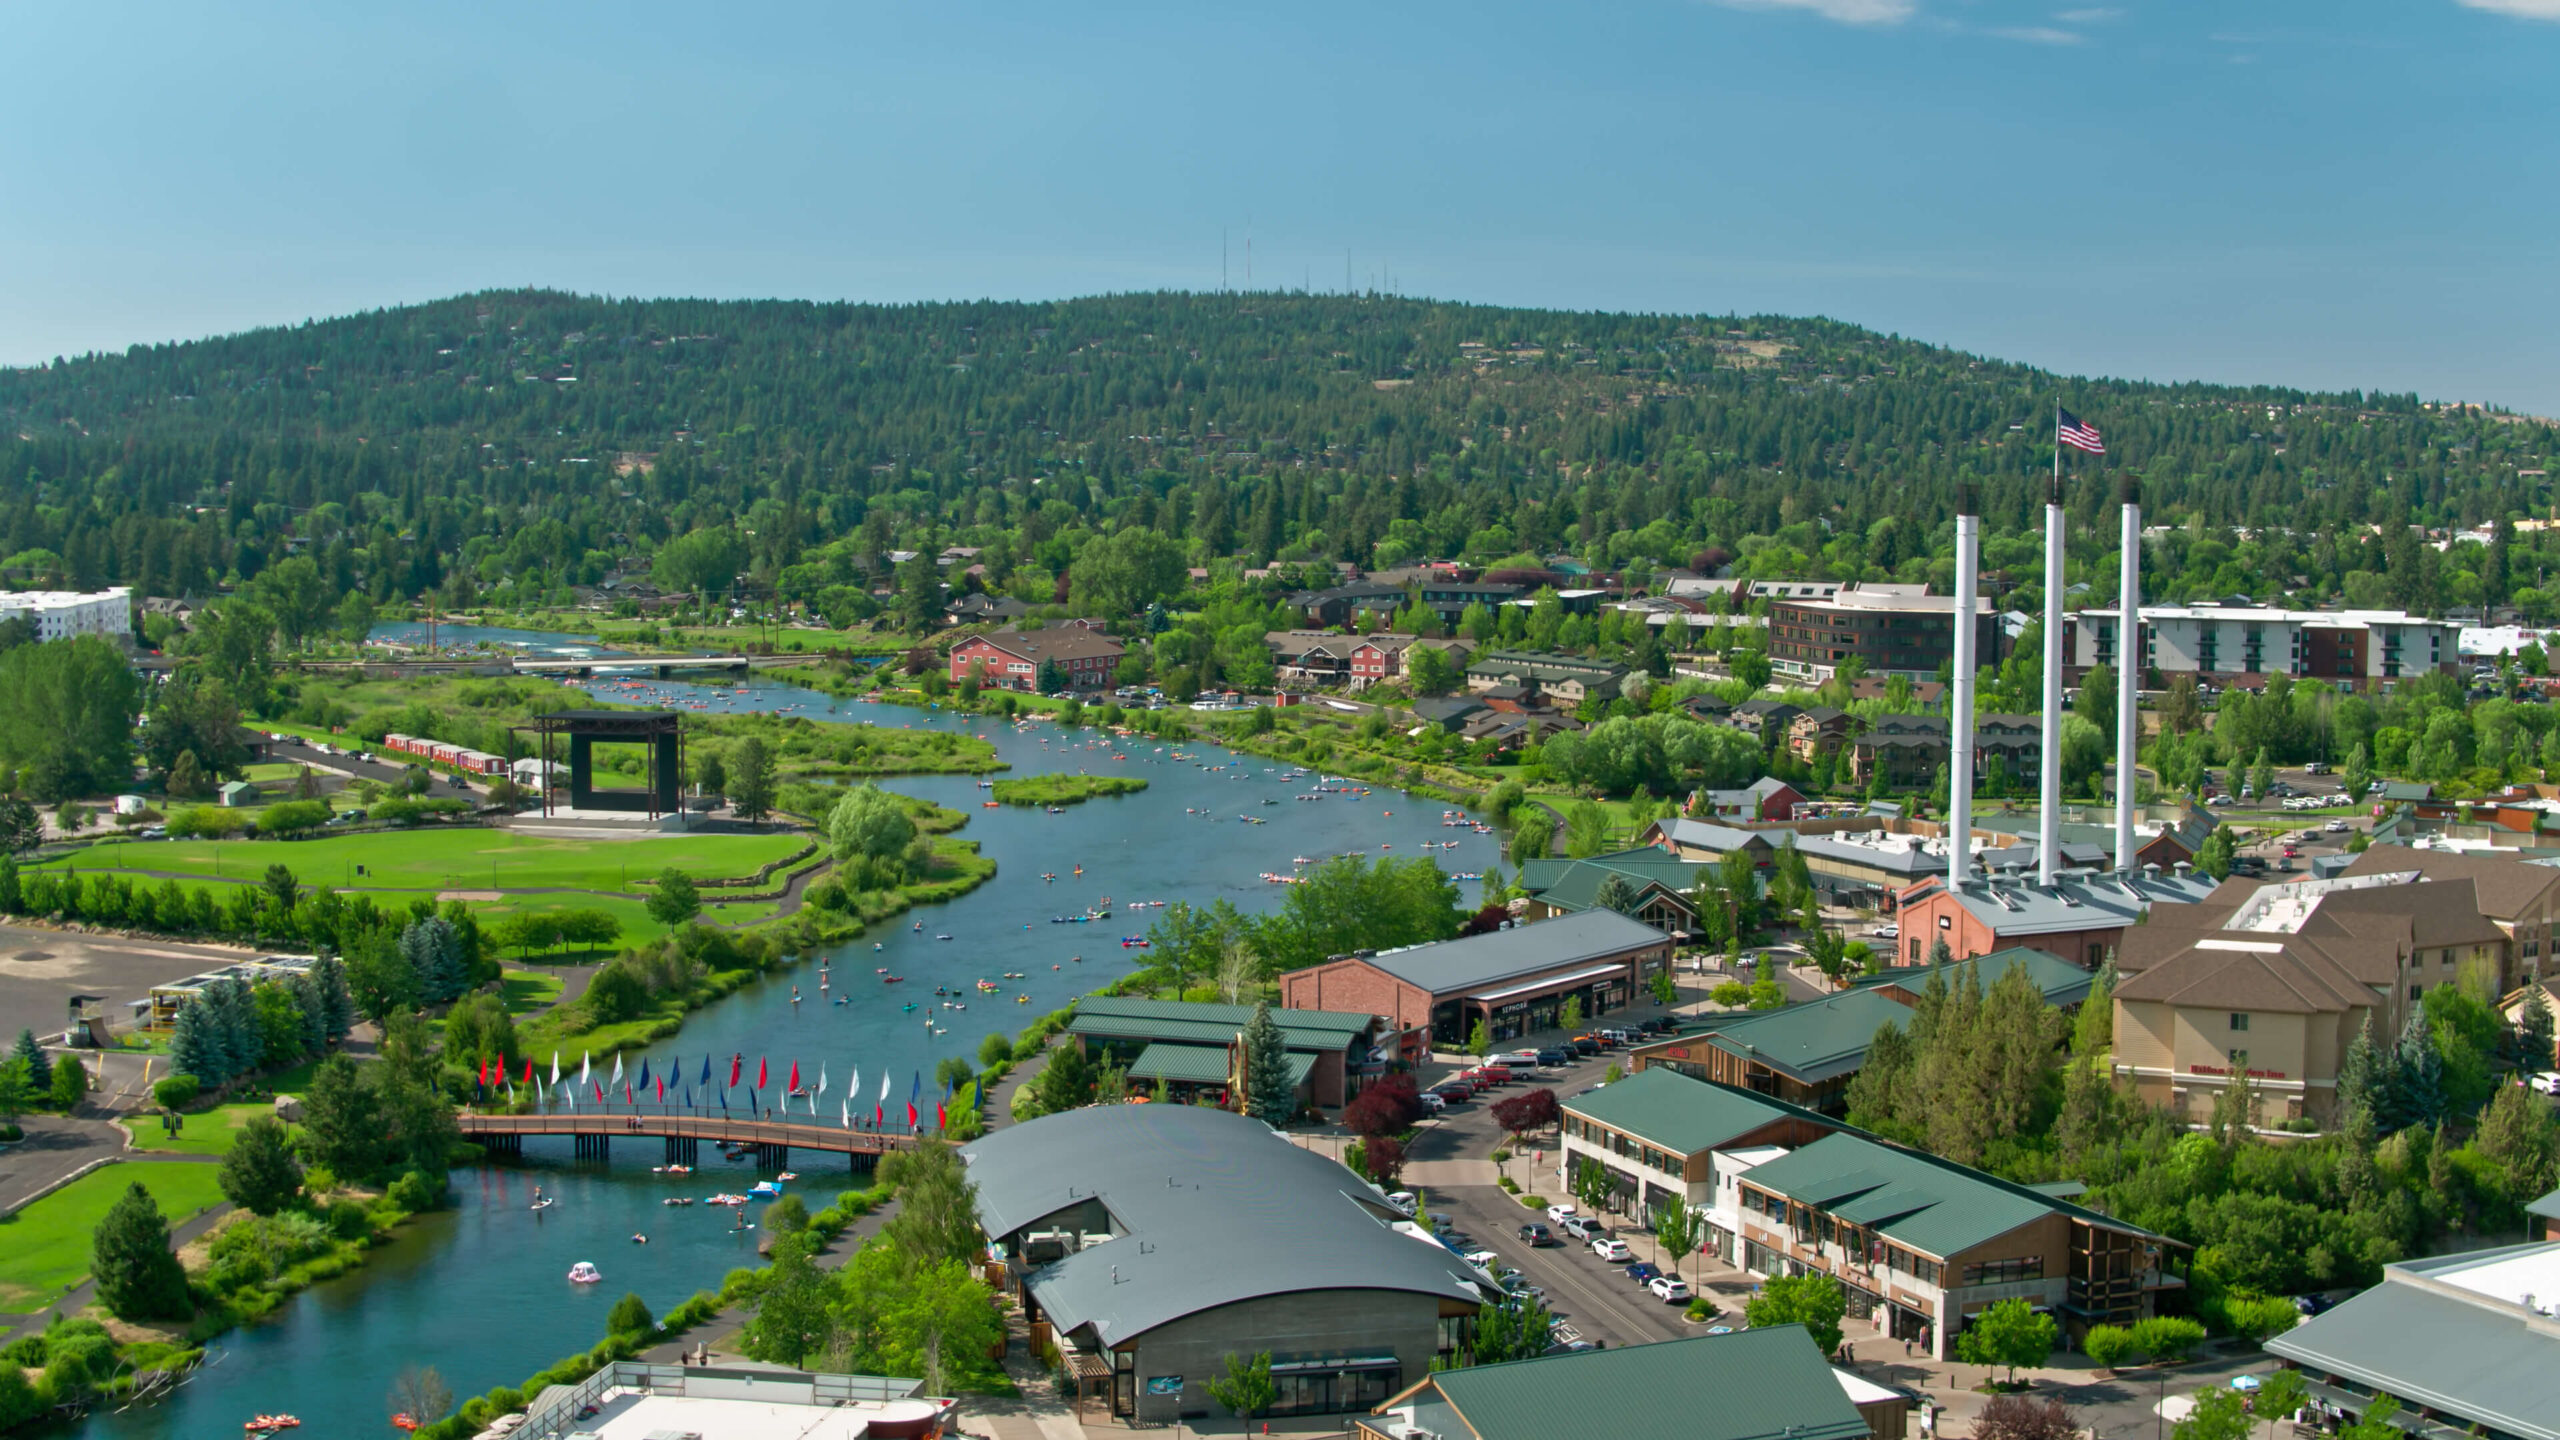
84 634 1501 1439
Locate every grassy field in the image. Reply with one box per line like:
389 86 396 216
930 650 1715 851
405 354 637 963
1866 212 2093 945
42 828 808 895
500 968 566 1013
0 1161 230 1312
125 1101 274 1157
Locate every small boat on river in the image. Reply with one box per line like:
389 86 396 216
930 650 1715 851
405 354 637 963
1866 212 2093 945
567 1261 603 1284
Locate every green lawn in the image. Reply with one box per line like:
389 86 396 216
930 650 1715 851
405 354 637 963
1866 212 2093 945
42 828 808 895
125 1101 275 1157
499 968 566 1014
0 1161 230 1312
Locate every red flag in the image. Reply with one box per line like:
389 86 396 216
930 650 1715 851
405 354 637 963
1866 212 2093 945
788 1060 800 1093
477 1060 488 1086
874 1102 883 1125
757 1057 768 1091
729 1055 742 1088
625 1082 634 1106
655 1075 664 1103
936 1099 946 1132
906 1096 917 1129
593 1081 604 1102
522 1057 534 1085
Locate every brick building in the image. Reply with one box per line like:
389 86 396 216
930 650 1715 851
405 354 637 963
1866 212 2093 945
1277 909 1671 1050
1890 867 2218 971
1768 585 2005 684
948 623 1125 693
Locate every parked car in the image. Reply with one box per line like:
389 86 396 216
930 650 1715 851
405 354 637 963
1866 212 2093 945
1536 1047 1573 1067
1385 1191 1418 1214
1649 1276 1692 1303
1872 923 1900 940
1623 1261 1661 1284
2294 1292 2339 1316
1568 1037 1602 1056
2304 761 2331 775
1472 1065 1515 1085
2326 819 2351 832
1462 1249 1502 1271
1544 1204 1578 1225
1518 1223 1560 1247
1501 1278 1545 1300
1560 1216 1602 1241
1494 1049 1543 1067
2529 1072 2560 1096
1590 1238 1633 1262
1417 1092 1445 1114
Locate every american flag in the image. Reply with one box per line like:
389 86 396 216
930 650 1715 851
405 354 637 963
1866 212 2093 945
2057 408 2105 454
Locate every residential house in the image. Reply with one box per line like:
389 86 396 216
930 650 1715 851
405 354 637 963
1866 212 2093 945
1292 582 1408 628
946 593 1032 623
1265 630 1359 688
1695 775 1804 823
1787 706 1858 762
1728 699 1803 744
1416 580 1525 626
1350 634 1470 690
1462 650 1628 706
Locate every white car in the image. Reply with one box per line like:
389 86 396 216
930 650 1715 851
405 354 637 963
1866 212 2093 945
1872 924 1900 940
1462 1249 1502 1271
2326 820 2351 833
1417 1092 1446 1114
1648 1276 1691 1303
1385 1191 1419 1215
1546 1203 1579 1225
1590 1238 1633 1262
2530 1073 2560 1096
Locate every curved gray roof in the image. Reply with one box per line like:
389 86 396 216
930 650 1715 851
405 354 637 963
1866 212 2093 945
962 1104 1481 1346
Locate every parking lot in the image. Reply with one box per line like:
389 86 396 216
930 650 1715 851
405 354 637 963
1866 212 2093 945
1398 1015 1757 1352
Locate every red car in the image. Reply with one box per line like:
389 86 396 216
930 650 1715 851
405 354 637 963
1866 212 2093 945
1473 1065 1515 1085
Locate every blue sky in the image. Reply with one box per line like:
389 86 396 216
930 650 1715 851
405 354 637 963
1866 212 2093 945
7 1 2560 410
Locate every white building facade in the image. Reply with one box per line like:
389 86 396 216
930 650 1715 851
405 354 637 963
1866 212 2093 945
2067 605 2460 689
0 587 132 643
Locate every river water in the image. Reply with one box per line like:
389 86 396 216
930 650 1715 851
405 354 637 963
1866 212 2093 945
86 639 1501 1439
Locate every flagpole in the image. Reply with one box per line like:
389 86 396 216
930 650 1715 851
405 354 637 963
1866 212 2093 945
2041 400 2066 887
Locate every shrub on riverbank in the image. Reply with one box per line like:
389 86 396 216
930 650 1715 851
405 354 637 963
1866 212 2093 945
989 774 1148 806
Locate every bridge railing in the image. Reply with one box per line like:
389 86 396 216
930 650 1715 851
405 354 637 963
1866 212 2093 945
458 1111 917 1151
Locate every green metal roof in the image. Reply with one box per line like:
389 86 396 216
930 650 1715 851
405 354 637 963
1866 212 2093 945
1559 1066 1794 1156
1069 996 1372 1054
1124 1043 1233 1084
1847 946 2094 1007
1419 1326 1870 1440
1685 988 1914 1084
1739 1131 2070 1260
1077 994 1376 1036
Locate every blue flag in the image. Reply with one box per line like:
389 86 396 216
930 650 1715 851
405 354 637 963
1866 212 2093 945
718 1086 728 1112
699 1055 712 1088
636 1058 651 1090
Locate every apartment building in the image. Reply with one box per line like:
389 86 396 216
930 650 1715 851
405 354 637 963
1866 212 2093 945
2065 605 2462 688
0 587 131 642
1559 1070 2181 1359
1768 585 2005 684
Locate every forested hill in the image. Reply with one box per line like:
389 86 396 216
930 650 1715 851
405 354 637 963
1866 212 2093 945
1 288 2551 605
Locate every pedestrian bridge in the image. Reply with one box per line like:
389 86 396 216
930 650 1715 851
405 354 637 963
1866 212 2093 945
459 1111 921 1168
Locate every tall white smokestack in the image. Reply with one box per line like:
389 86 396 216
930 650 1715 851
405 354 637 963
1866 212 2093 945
2039 490 2065 887
2116 486 2142 873
1948 514 1979 892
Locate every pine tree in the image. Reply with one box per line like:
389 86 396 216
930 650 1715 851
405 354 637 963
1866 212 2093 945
92 1181 192 1321
307 952 356 1046
2392 1010 2442 1130
2522 985 2556 1073
1241 1002 1295 1126
209 978 258 1081
10 1028 51 1090
402 916 463 1004
168 999 218 1084
1592 875 1639 916
2337 1014 2384 1132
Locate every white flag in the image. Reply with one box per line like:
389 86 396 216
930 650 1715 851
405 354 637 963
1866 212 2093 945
816 1065 827 1099
611 1053 624 1088
579 1051 591 1087
549 1051 561 1086
878 1071 891 1103
849 1066 861 1104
